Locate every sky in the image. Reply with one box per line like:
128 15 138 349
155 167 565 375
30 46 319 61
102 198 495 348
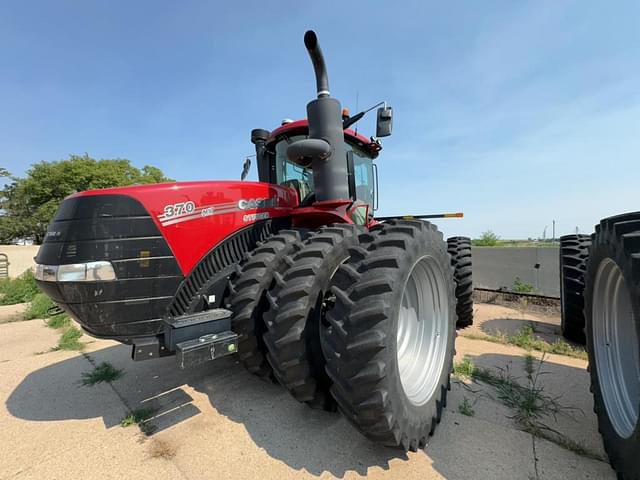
1 1 638 239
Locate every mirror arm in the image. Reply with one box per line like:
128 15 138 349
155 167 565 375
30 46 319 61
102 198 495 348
342 101 386 130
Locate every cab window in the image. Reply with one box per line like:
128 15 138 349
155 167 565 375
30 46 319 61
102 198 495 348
346 143 376 208
273 135 314 201
270 135 376 208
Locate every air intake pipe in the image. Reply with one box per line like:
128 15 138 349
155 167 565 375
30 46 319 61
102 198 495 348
286 30 349 202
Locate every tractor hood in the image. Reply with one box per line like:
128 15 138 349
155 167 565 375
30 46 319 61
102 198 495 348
35 181 297 341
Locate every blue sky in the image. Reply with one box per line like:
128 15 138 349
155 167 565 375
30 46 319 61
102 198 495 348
1 1 638 238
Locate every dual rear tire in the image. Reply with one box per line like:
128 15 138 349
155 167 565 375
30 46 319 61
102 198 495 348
324 220 456 450
230 220 457 450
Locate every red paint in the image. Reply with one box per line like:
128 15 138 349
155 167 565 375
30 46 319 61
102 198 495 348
269 119 380 158
71 181 298 275
291 200 354 230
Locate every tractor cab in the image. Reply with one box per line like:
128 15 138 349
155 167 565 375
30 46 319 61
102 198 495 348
250 117 386 216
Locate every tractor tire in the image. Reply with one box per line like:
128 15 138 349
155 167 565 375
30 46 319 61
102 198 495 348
559 234 591 344
323 219 456 451
263 224 365 411
585 212 640 480
229 230 307 378
447 236 474 328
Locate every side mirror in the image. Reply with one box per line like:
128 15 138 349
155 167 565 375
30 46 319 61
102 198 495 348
240 158 251 180
376 106 393 137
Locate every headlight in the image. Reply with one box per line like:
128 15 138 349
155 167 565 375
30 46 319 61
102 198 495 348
35 261 117 282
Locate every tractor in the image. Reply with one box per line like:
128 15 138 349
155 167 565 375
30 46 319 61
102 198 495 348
34 31 474 450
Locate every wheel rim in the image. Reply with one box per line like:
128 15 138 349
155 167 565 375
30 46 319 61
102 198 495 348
397 255 450 406
593 258 640 438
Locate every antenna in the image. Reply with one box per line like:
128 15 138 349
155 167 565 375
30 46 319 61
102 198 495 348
355 92 359 135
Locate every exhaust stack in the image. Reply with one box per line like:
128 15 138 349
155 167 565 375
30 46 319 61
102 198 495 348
287 30 349 202
304 31 330 98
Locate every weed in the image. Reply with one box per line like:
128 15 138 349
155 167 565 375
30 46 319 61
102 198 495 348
0 270 39 305
513 277 535 294
458 397 475 416
46 314 70 329
52 326 84 351
23 293 54 320
121 407 156 429
470 354 602 460
148 439 176 460
80 362 124 386
453 358 475 379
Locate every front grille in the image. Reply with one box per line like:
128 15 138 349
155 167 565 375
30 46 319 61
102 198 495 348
36 194 183 339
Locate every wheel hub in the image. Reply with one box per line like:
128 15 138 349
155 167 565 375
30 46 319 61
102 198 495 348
397 255 449 406
593 258 640 438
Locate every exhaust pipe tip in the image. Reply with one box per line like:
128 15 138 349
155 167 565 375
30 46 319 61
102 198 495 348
303 30 329 98
304 30 318 50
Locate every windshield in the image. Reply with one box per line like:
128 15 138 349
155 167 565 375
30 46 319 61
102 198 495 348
274 135 314 200
270 134 375 208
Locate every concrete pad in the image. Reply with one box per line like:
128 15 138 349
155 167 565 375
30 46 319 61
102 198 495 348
534 436 614 480
454 335 605 459
0 319 59 363
0 303 28 324
1 304 616 480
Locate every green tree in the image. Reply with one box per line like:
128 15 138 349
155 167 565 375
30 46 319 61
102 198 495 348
0 154 172 243
472 230 500 247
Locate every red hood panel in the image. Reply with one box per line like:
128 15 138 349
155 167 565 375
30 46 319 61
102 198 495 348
72 181 298 274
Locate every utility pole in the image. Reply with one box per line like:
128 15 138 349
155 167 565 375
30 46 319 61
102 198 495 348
552 220 555 241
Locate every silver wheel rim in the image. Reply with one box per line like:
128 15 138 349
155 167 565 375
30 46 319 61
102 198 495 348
397 255 450 406
593 258 640 438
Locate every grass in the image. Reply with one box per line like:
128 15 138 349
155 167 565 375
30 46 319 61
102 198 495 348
52 326 84 351
0 269 39 305
46 314 71 329
121 407 157 434
23 292 54 320
472 239 560 248
458 397 475 417
463 325 587 360
453 357 475 380
513 277 536 294
80 362 124 386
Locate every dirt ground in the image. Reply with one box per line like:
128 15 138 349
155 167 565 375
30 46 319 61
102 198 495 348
0 245 39 278
0 303 615 480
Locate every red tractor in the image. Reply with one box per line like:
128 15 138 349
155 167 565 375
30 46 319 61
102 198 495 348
34 31 473 450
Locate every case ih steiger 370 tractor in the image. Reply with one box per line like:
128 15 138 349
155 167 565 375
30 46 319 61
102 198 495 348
34 31 474 450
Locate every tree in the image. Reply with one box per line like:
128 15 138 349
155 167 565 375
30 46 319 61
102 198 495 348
472 230 500 247
0 154 173 243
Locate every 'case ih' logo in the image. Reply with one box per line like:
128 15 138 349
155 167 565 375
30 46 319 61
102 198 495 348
238 198 276 210
158 198 276 227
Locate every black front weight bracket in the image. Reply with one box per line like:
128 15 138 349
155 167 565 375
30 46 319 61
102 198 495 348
132 308 238 368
